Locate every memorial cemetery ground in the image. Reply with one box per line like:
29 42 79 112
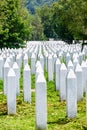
0 41 87 130
0 74 86 130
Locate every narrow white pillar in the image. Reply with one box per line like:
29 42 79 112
4 61 10 95
23 64 31 103
67 60 74 72
55 58 61 90
7 68 16 114
48 55 53 81
66 69 77 118
36 73 47 130
81 61 87 92
23 54 28 66
60 63 67 100
31 53 36 74
75 64 83 101
13 62 20 95
40 54 44 70
0 56 4 79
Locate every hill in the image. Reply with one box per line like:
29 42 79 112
26 0 58 13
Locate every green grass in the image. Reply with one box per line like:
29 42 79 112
0 70 87 130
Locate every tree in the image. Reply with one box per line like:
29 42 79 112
30 14 46 40
36 5 55 39
0 0 31 48
52 0 87 43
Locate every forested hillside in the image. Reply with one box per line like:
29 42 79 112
0 0 87 48
26 0 58 13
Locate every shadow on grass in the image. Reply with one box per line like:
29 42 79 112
83 125 87 130
48 117 70 125
0 102 7 116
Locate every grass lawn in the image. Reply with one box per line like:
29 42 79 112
0 70 87 130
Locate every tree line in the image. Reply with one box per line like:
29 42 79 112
26 0 58 14
0 0 87 48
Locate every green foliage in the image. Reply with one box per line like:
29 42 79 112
0 0 87 47
0 0 31 48
52 0 87 42
36 5 57 39
29 14 46 40
32 0 87 42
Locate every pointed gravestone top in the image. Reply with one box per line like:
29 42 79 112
36 65 43 73
53 53 57 58
48 54 52 59
13 62 19 69
60 63 67 70
0 55 3 60
4 61 10 68
67 69 76 79
8 68 16 77
73 57 78 63
6 57 11 63
81 61 87 67
66 52 70 57
24 54 28 60
31 53 35 58
68 60 73 67
36 73 46 83
56 58 61 64
36 61 41 68
24 64 30 71
40 54 44 58
75 63 82 72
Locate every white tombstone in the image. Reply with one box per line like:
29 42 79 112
55 58 61 90
16 54 22 69
75 64 83 101
81 61 87 92
31 53 36 74
79 52 83 64
23 64 31 103
7 68 16 114
48 55 53 81
4 61 10 95
73 57 79 70
13 62 20 95
6 57 11 67
53 53 57 73
39 54 44 70
0 56 4 79
67 60 74 72
66 69 77 118
66 52 71 65
36 63 44 80
23 54 28 66
44 53 48 72
60 63 67 100
36 73 47 130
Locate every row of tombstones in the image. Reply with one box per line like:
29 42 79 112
0 41 87 130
